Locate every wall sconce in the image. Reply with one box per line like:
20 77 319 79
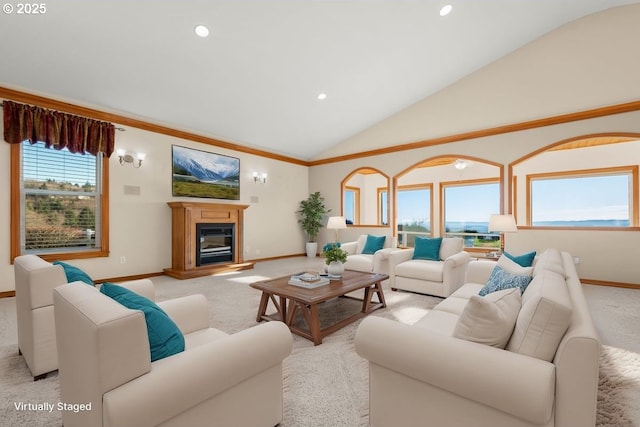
253 172 267 183
116 149 145 168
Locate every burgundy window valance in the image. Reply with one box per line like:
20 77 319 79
2 100 115 157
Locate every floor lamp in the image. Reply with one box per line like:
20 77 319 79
488 214 518 254
326 216 347 243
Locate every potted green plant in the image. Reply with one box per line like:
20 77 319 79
322 242 348 276
296 191 331 257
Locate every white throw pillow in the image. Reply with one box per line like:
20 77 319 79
453 287 522 349
497 255 534 277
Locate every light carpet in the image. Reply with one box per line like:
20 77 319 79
1 270 639 427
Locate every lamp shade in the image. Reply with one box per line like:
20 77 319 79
488 214 518 233
326 216 347 230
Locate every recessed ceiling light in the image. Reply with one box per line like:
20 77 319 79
194 25 210 38
317 93 327 100
440 4 453 17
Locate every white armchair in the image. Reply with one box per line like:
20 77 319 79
13 254 159 380
389 237 470 297
341 234 398 275
13 254 68 380
53 281 293 427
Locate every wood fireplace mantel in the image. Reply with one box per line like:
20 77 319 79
164 202 254 279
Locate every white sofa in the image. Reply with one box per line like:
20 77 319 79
13 254 157 380
389 237 470 297
54 280 293 427
342 234 398 276
356 249 600 427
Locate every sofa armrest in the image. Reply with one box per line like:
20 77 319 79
341 241 358 255
157 294 210 335
441 251 470 295
355 317 555 425
388 248 414 284
14 254 69 309
103 321 293 427
442 250 470 267
370 248 400 275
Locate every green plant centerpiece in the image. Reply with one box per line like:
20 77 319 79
296 192 331 257
322 242 348 265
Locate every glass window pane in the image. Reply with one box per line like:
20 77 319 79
397 187 431 246
531 174 630 226
22 141 101 253
344 190 356 224
444 182 500 248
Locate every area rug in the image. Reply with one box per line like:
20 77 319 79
1 273 638 427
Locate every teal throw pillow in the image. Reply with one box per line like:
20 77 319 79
362 235 386 255
53 261 94 286
504 251 537 267
100 283 185 362
479 266 533 296
412 237 442 261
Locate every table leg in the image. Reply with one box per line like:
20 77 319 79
308 303 322 345
279 296 287 322
362 281 387 313
256 292 269 322
373 281 387 308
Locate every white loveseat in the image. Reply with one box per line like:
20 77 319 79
54 280 293 427
13 254 153 380
342 234 398 276
356 249 600 427
389 237 470 297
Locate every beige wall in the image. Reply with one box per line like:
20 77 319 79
310 110 640 285
0 119 310 292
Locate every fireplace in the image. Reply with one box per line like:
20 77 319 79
165 202 253 279
196 223 234 266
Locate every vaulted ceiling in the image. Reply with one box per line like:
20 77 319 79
1 0 638 161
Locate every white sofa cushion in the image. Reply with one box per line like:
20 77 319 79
414 310 459 336
453 288 522 349
439 237 463 260
506 269 572 361
345 254 376 272
395 259 444 282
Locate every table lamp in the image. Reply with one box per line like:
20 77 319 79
326 216 347 243
488 214 518 254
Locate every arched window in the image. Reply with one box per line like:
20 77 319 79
341 168 389 226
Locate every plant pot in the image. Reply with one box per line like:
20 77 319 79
327 261 345 276
306 242 318 258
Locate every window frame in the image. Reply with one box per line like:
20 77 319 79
440 177 501 249
343 185 360 225
377 187 388 226
525 165 639 230
10 142 110 262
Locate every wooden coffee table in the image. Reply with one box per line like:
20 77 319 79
250 270 388 345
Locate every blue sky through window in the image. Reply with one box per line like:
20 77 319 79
531 174 629 223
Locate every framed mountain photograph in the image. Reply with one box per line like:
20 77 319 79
171 145 240 200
